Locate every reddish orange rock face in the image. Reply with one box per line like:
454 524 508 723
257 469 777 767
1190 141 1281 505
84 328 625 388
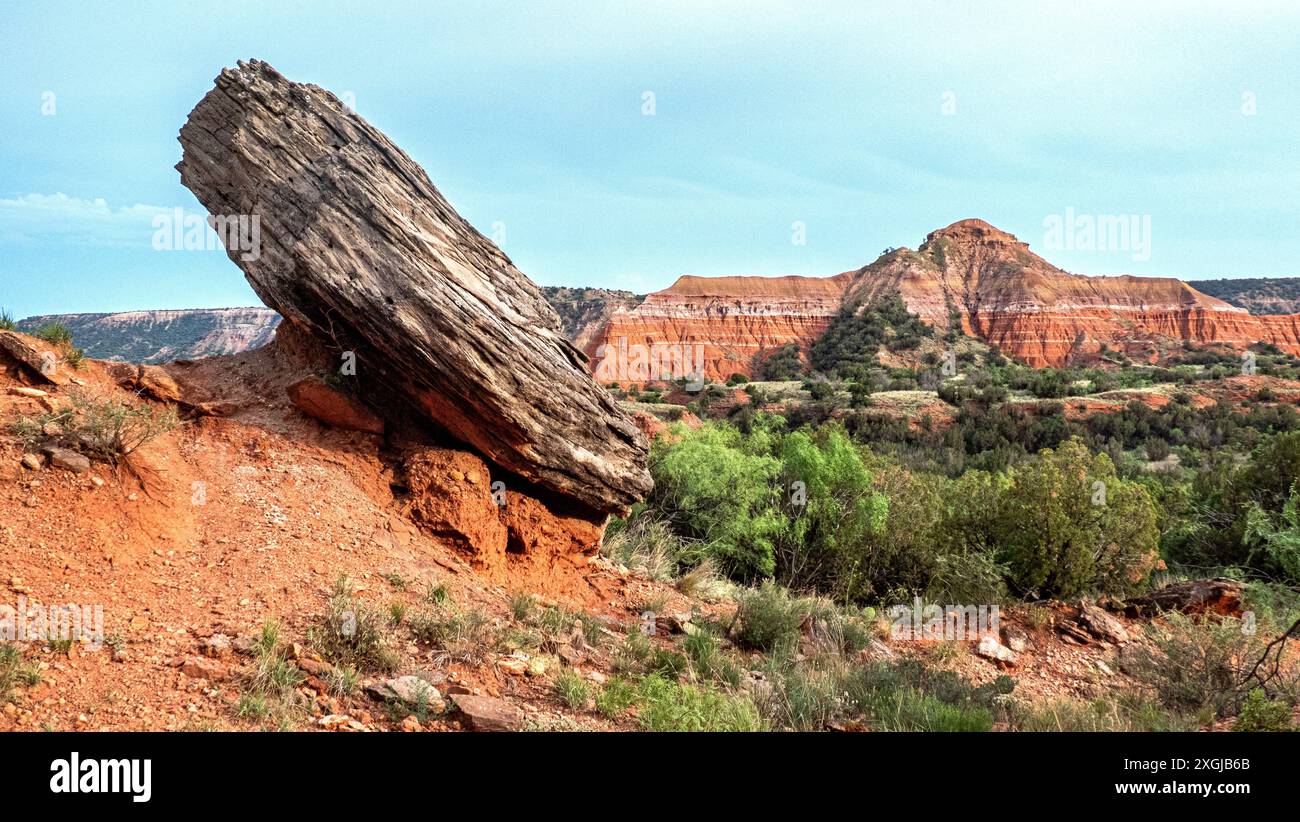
584 219 1300 375
587 273 854 383
400 446 608 600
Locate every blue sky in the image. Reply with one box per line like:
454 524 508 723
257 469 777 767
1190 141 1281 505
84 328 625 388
2 0 1298 318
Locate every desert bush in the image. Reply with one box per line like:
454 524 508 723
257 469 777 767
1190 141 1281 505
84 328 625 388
0 644 41 701
1234 688 1294 731
1011 693 1196 732
649 423 784 579
409 605 494 662
1173 432 1300 574
675 558 728 600
1242 581 1300 634
15 389 178 464
807 381 834 401
1127 611 1276 718
633 674 766 731
594 678 639 718
1144 436 1172 461
926 549 1008 605
649 421 891 591
601 514 695 580
839 454 948 602
34 322 72 346
755 343 803 381
1243 486 1300 584
810 295 933 376
774 427 888 595
554 669 589 709
733 582 805 652
989 440 1159 598
308 578 400 673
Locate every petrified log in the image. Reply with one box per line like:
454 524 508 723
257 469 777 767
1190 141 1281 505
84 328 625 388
175 60 650 514
1075 600 1129 644
1124 578 1246 617
0 331 70 386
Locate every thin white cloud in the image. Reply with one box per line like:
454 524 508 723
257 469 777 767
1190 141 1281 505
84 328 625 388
0 193 172 248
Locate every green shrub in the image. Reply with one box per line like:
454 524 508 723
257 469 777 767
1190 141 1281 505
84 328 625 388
1128 612 1276 718
594 678 639 718
990 439 1159 598
409 605 494 662
649 421 889 590
0 643 41 701
308 578 400 673
649 424 783 578
554 669 589 709
600 515 692 580
62 346 85 370
634 675 766 731
34 322 73 346
775 428 888 595
1243 486 1300 584
15 389 179 464
755 343 803 381
810 295 933 376
733 582 805 652
1234 688 1293 732
807 381 834 401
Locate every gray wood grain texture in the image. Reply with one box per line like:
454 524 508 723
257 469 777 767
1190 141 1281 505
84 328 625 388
176 60 649 514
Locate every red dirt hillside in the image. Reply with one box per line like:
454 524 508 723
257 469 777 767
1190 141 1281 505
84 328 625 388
0 326 647 731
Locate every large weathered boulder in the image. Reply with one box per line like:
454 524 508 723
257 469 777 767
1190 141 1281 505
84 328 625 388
1124 578 1246 617
175 60 649 514
0 331 70 386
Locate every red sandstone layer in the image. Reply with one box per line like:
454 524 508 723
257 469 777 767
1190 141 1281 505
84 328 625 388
587 273 854 382
586 219 1300 378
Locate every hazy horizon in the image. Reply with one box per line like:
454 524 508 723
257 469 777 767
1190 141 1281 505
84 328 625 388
4 1 1299 319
